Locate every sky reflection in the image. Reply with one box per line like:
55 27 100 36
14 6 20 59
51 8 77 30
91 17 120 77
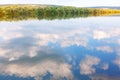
0 16 120 80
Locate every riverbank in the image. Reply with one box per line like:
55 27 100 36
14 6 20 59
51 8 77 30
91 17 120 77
0 4 120 21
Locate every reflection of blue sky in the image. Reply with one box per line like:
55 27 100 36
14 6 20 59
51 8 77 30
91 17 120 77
0 43 73 80
0 17 120 80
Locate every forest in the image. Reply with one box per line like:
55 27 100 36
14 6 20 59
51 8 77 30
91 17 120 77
0 5 120 21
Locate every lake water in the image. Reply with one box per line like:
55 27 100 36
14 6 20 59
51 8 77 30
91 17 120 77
0 16 120 80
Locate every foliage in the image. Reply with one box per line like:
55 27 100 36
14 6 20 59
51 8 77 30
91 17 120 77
0 5 120 21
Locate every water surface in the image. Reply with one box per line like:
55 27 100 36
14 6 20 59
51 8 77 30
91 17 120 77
0 16 120 80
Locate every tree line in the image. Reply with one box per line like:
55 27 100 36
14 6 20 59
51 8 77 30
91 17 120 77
0 5 120 21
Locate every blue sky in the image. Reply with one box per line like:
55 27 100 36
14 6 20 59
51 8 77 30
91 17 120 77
0 0 120 7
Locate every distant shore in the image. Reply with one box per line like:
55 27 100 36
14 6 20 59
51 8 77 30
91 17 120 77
0 4 120 21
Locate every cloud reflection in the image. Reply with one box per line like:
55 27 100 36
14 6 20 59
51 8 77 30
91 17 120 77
0 46 73 80
0 61 73 80
0 17 120 79
0 25 23 41
101 63 109 70
79 55 100 75
96 46 113 53
114 57 120 69
93 30 110 40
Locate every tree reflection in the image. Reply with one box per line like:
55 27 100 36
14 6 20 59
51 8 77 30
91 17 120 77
0 5 120 21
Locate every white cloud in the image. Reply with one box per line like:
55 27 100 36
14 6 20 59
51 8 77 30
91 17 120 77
0 17 119 62
118 39 120 45
0 44 39 61
96 46 113 53
79 55 100 75
0 21 89 62
34 31 88 48
113 57 120 69
0 60 73 80
0 26 23 41
93 30 110 40
101 63 109 70
93 28 120 40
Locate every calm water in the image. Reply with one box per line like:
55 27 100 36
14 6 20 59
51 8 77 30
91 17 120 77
0 16 120 80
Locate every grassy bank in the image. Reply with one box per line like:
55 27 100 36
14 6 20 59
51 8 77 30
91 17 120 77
0 5 120 21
